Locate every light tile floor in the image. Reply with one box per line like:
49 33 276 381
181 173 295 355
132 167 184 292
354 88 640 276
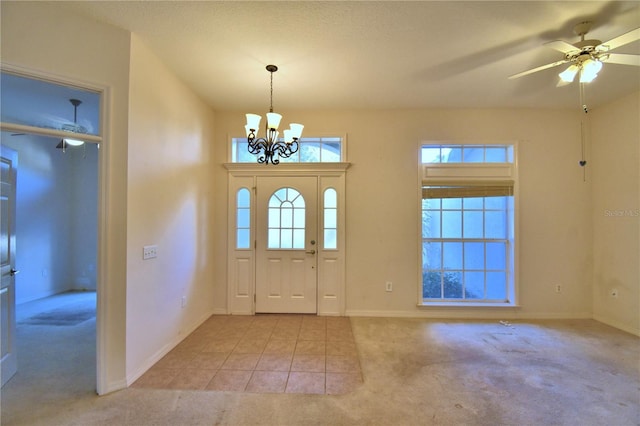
133 315 363 395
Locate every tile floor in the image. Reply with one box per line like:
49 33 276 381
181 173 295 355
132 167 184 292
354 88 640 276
133 314 363 395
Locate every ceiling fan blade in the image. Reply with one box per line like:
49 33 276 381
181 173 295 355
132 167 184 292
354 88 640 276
544 40 580 55
508 59 570 80
603 53 640 66
598 28 640 51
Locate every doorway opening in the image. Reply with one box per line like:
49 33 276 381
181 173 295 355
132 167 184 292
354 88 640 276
1 132 99 395
1 68 103 395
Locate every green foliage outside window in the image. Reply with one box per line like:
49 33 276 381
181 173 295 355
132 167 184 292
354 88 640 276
422 271 480 299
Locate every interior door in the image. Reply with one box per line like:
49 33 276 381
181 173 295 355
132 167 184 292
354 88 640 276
1 146 18 387
255 176 317 313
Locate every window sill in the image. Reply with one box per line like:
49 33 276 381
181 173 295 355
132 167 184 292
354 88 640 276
418 302 519 308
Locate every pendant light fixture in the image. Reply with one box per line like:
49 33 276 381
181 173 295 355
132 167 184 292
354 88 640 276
245 65 303 165
56 98 85 152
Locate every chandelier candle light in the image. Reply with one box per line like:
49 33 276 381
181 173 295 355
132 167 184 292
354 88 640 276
245 65 304 165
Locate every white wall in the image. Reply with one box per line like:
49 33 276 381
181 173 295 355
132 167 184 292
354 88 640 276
126 35 216 383
214 108 593 319
591 92 640 335
69 142 99 292
0 134 98 304
1 1 131 392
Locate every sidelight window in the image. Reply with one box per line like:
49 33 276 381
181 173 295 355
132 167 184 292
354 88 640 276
236 188 251 249
323 188 338 249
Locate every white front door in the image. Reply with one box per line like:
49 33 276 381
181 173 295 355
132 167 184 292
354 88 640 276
1 147 18 387
255 176 317 313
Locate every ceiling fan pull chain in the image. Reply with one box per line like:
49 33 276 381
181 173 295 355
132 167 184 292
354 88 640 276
578 82 588 180
580 82 588 114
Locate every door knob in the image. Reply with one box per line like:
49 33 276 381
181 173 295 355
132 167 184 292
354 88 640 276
306 250 316 255
10 269 19 276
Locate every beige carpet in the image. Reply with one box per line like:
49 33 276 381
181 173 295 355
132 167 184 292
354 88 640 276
2 294 639 425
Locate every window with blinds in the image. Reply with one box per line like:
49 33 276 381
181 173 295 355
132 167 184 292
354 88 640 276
420 143 516 305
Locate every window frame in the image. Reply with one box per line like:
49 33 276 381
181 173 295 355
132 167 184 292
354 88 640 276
418 141 519 308
230 135 347 163
235 187 252 250
323 188 338 250
267 187 306 250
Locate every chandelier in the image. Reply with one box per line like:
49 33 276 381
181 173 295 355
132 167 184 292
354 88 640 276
245 65 303 165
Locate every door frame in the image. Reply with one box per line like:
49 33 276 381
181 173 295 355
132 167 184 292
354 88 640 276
225 163 349 316
0 64 113 394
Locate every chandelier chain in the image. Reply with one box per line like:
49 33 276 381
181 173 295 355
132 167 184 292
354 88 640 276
269 70 274 113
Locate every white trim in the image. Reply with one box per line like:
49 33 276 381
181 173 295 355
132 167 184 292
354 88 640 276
417 141 519 308
100 379 128 395
226 166 348 316
593 315 640 337
2 64 114 395
227 177 256 315
422 163 515 183
419 302 517 308
229 133 349 163
346 309 592 320
96 85 112 395
1 64 105 93
224 162 350 175
126 310 214 385
0 122 102 143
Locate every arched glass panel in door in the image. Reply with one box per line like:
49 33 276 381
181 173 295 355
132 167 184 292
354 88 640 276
268 188 305 249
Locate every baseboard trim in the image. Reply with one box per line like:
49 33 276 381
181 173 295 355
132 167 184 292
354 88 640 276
211 308 228 315
99 379 128 396
345 309 592 320
126 310 214 386
593 315 640 337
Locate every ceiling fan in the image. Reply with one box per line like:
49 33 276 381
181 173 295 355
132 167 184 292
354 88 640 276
509 21 640 84
56 98 86 150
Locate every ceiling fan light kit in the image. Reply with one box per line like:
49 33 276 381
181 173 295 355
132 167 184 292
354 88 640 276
559 57 604 83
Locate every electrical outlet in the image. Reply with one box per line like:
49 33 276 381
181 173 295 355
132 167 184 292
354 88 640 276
386 281 393 292
143 245 158 260
611 289 618 298
555 284 561 293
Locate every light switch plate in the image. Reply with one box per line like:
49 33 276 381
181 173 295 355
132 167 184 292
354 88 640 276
143 245 158 260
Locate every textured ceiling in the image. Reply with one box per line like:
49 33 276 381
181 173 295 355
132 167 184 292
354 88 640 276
61 1 640 111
